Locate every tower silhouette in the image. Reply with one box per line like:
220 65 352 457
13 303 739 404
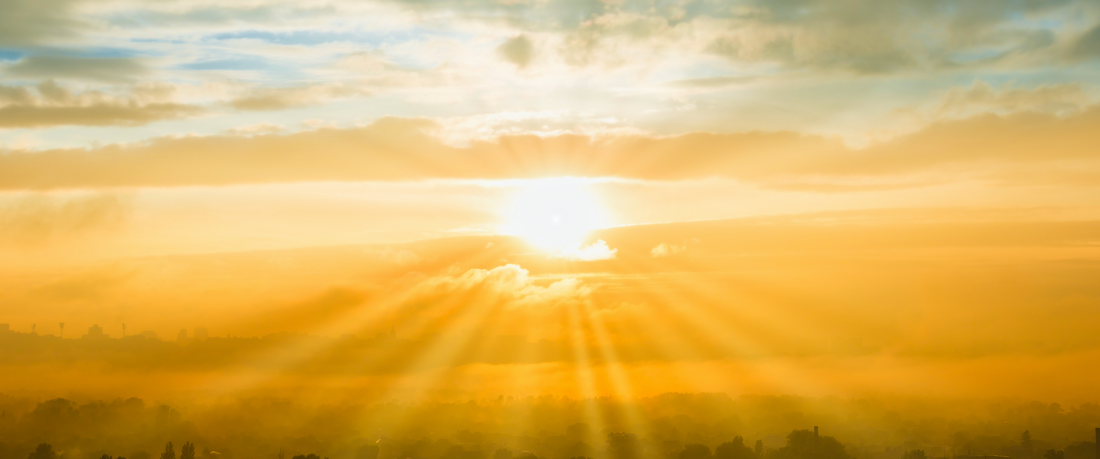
814 426 819 458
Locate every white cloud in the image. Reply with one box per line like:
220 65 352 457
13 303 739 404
650 242 685 257
225 122 285 136
553 239 617 261
414 263 591 308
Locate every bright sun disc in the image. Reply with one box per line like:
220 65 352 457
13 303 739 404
504 179 608 251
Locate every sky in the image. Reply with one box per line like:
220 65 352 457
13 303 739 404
2 0 1100 403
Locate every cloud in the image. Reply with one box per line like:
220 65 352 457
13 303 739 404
0 192 131 246
0 0 82 47
0 104 203 128
373 247 422 265
5 56 149 82
497 35 535 68
0 81 203 128
663 75 759 89
389 264 593 337
0 103 1099 189
650 243 684 257
553 240 617 261
929 81 1091 119
413 264 590 308
1068 23 1100 60
371 0 1086 75
0 0 1090 92
706 22 915 74
228 83 368 111
702 0 1080 73
225 123 286 136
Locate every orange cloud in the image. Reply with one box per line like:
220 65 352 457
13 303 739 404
0 81 202 128
1 105 1097 189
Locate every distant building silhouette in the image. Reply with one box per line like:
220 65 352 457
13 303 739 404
376 326 396 342
177 329 188 342
83 324 107 339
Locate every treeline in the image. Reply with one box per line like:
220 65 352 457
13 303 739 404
16 429 852 459
25 442 208 459
1 394 1097 459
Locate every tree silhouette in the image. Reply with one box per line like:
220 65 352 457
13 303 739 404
608 433 639 459
29 444 57 459
681 444 712 459
1064 442 1096 459
442 445 468 459
494 448 514 459
715 437 754 459
1021 432 1033 450
566 423 591 441
903 450 927 459
181 443 195 459
161 443 175 459
356 445 379 459
755 441 764 457
771 430 850 459
1044 450 1064 459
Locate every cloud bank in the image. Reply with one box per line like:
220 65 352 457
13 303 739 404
2 103 1099 189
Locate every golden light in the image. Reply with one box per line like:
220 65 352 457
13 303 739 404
504 178 609 251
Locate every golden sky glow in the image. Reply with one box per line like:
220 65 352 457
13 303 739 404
2 0 1100 413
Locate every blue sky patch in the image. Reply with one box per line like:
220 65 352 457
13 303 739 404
0 49 23 61
179 57 271 71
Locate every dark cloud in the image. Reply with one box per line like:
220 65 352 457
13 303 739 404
1068 23 1100 59
376 0 1087 73
497 35 534 68
0 0 1090 80
0 0 82 46
930 81 1088 118
0 104 203 128
5 56 150 82
0 81 203 128
228 84 368 111
702 0 1078 73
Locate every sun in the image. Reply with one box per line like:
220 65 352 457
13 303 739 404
504 178 609 251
